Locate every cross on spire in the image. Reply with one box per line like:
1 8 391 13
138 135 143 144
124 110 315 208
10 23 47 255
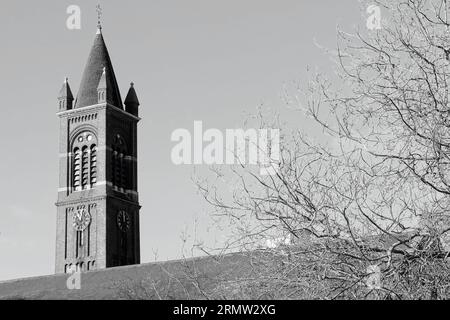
96 4 103 30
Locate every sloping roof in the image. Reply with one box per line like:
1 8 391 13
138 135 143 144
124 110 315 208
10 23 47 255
74 27 123 109
0 253 255 300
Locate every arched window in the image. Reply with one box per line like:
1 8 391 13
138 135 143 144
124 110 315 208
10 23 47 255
112 134 128 191
112 150 118 187
120 153 126 189
71 132 97 192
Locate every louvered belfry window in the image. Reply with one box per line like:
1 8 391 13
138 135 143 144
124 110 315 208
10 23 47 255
73 148 81 190
72 132 98 192
90 145 97 187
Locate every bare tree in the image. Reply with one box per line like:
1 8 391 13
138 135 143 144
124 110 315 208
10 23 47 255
195 0 450 300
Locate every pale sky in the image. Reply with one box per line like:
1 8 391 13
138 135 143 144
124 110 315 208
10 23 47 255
0 0 362 281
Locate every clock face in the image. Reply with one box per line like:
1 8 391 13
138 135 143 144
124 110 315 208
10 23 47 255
117 210 130 232
73 208 91 231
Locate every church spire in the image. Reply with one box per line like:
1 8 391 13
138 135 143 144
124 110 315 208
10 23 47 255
55 9 141 274
74 26 123 109
58 77 74 111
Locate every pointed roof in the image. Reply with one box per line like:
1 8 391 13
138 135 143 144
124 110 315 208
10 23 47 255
74 26 123 109
124 83 140 106
58 77 74 100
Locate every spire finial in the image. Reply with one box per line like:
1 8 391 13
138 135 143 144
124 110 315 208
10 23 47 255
96 4 103 33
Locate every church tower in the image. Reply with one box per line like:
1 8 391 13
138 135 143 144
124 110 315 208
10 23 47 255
55 25 141 273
